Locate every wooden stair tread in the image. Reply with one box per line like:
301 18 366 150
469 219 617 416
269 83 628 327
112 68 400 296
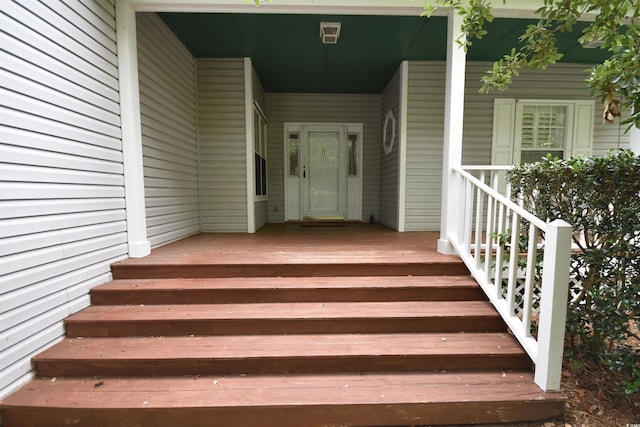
68 301 499 321
1 371 559 408
38 333 525 359
95 275 479 290
91 276 483 304
0 372 564 427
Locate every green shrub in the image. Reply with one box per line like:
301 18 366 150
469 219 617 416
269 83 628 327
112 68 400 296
507 149 640 389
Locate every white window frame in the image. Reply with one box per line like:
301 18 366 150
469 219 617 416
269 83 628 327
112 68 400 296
492 99 595 165
254 101 268 201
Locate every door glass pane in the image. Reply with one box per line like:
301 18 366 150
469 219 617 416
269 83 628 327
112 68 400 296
288 132 299 176
308 131 339 213
347 133 358 176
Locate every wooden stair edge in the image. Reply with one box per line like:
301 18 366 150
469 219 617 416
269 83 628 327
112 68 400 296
109 262 470 279
0 373 565 427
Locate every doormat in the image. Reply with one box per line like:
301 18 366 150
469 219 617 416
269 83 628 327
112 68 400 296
300 222 347 227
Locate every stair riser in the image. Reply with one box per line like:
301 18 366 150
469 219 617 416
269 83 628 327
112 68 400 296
111 263 470 280
0 401 565 427
35 355 531 377
65 317 506 337
91 287 485 305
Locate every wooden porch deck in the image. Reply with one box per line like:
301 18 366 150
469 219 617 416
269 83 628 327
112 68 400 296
110 223 467 278
0 224 566 427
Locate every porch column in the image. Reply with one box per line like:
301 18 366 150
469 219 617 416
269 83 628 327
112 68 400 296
116 0 151 258
437 10 466 255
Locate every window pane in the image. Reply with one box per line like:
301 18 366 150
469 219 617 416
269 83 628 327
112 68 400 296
347 133 358 176
521 150 564 164
288 132 299 176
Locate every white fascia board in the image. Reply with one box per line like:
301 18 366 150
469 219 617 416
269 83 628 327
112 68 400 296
130 0 547 18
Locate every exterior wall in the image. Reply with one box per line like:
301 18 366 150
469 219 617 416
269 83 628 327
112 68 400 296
196 59 248 232
137 13 199 247
405 62 447 231
379 68 401 229
463 62 630 163
405 61 630 232
253 66 268 230
0 0 127 398
265 93 381 223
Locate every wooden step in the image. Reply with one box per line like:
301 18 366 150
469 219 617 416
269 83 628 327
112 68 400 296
0 371 565 427
110 260 469 279
65 301 505 337
90 275 484 305
33 333 530 377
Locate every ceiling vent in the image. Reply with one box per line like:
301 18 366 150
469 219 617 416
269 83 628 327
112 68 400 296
320 22 341 44
581 39 604 49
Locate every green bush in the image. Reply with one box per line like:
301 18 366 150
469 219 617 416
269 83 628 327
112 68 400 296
507 150 640 389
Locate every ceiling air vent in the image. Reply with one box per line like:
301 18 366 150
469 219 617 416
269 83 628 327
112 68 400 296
581 39 604 48
320 22 341 44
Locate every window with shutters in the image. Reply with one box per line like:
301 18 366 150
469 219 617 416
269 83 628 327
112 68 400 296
491 99 595 165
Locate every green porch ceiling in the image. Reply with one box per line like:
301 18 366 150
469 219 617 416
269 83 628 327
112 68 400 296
158 13 610 94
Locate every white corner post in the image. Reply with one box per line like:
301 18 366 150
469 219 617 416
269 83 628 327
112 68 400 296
437 9 467 255
116 0 151 258
534 219 572 391
244 57 256 233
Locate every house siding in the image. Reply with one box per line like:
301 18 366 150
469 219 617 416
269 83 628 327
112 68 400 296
405 62 447 231
380 67 401 229
0 0 126 398
264 93 381 223
137 13 199 248
196 59 248 232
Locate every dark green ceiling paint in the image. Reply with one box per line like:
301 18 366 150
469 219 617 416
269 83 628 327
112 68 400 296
158 13 610 94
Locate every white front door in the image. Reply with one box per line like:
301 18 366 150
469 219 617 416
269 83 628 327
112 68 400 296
304 127 345 220
284 123 363 222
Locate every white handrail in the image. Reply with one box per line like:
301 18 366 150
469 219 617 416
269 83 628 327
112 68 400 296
447 166 572 391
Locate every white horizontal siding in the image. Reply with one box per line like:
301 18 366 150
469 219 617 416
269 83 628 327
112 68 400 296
405 62 446 231
380 67 401 229
0 0 126 399
265 93 381 223
197 59 248 232
137 13 199 247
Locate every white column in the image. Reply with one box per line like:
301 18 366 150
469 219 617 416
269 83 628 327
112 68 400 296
116 0 150 258
244 57 256 233
437 10 466 255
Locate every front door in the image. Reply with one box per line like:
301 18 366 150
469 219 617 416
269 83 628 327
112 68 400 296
284 123 363 222
304 128 344 220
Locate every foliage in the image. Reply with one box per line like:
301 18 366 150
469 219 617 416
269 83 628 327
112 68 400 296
507 150 640 389
422 0 640 129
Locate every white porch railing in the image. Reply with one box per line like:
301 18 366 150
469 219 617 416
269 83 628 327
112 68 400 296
447 166 573 391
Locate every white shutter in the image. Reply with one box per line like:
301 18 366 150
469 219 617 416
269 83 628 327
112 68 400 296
571 100 595 158
491 98 516 165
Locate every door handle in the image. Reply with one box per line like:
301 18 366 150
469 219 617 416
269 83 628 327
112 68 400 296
303 165 306 178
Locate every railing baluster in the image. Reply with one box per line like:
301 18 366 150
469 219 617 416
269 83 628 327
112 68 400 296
506 212 521 315
484 194 495 288
521 222 538 337
493 200 506 299
463 175 473 254
474 185 484 268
